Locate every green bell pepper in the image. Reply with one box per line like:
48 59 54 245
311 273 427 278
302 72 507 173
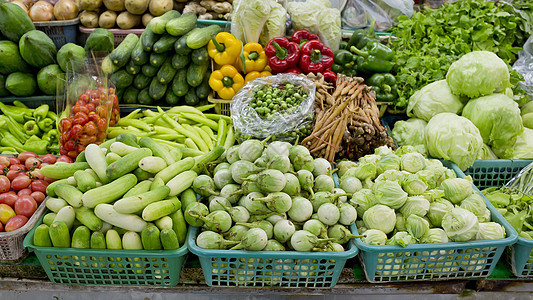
37 117 54 132
24 139 49 155
347 20 379 50
333 50 358 76
42 129 58 143
0 102 34 124
34 104 49 121
24 120 41 136
366 73 398 103
351 43 395 74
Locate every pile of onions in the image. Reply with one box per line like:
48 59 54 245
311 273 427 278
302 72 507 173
29 0 54 21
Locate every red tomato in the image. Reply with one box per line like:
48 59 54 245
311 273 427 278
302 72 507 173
39 162 50 168
6 169 25 181
29 169 45 181
14 195 37 218
0 175 10 193
30 180 48 193
110 94 119 107
90 99 100 108
0 164 7 175
96 105 107 119
17 189 32 197
59 118 71 133
96 131 107 142
67 151 78 159
0 203 15 224
0 156 10 167
9 164 25 172
25 157 41 170
56 155 73 163
65 140 76 151
74 112 89 126
61 130 71 142
17 152 38 164
11 175 31 190
43 177 56 184
70 124 83 140
78 93 89 103
79 134 96 146
5 215 28 231
86 103 96 113
30 191 45 204
0 192 17 207
8 157 20 166
109 119 116 127
40 154 57 164
77 144 86 153
84 121 97 136
97 118 108 132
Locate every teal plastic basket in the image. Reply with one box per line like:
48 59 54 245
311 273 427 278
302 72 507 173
509 237 533 277
188 225 358 288
464 159 533 190
23 215 188 286
354 163 518 283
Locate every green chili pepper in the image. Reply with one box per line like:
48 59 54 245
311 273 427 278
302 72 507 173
366 73 398 103
34 104 49 121
12 100 29 108
0 131 25 152
0 115 29 143
37 117 54 132
42 129 58 143
23 139 49 155
0 146 17 153
0 102 34 123
24 120 40 136
47 111 58 120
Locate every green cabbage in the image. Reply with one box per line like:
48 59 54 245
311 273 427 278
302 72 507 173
363 204 396 234
259 2 287 45
386 231 416 247
407 80 465 121
400 152 426 173
446 51 511 98
349 188 375 217
372 180 408 209
476 222 505 240
406 214 430 239
361 229 387 245
460 193 487 222
462 94 523 147
392 119 428 156
376 153 401 175
401 174 428 196
316 8 341 51
425 113 483 171
399 196 430 218
492 128 533 159
420 228 449 244
477 144 499 159
427 198 454 227
442 207 479 242
395 213 407 232
231 0 273 43
441 178 473 204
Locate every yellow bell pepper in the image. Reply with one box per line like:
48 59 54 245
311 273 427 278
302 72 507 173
208 32 242 66
244 71 272 83
237 42 268 73
209 65 245 100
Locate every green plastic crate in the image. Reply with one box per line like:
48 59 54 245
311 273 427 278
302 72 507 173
354 162 518 283
464 160 533 190
188 224 358 288
508 237 533 277
23 215 188 286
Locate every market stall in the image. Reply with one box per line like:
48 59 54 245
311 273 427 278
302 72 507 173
0 0 533 297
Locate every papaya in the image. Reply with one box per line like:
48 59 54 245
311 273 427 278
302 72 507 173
0 1 35 43
0 74 8 97
5 72 36 96
84 28 114 53
19 30 57 68
57 43 86 72
37 64 63 95
0 40 29 74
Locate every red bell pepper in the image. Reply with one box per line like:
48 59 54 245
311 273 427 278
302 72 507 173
285 67 302 74
322 69 337 86
299 40 334 74
290 29 320 48
265 37 300 73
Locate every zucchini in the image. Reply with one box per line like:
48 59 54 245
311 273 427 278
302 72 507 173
150 10 181 34
74 170 96 192
186 25 222 49
90 231 106 249
53 206 76 229
49 221 71 248
139 136 176 166
180 188 197 213
171 68 189 96
122 231 143 250
191 47 208 65
122 86 139 104
141 24 160 52
137 87 154 105
165 90 181 106
166 170 197 196
45 197 68 213
74 206 103 231
153 34 179 53
134 73 151 90
130 38 149 65
106 229 122 249
82 174 138 208
142 64 158 77
113 186 171 214
139 156 168 173
171 53 190 70
110 141 139 156
33 224 52 247
184 88 200 106
160 228 179 250
110 69 134 89
149 52 166 68
125 59 141 76
71 226 91 249
106 148 152 180
187 60 209 87
174 33 192 55
142 196 181 221
141 224 161 250
40 162 90 179
123 180 152 198
157 57 178 84
84 144 108 183
148 76 168 100
154 156 195 183
166 13 197 36
196 71 211 99
106 152 121 164
95 204 148 232
110 33 139 68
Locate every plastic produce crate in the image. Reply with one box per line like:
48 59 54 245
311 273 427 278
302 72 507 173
34 18 79 49
464 160 533 190
354 162 518 283
188 224 358 288
0 199 47 261
23 214 188 286
79 27 144 48
207 93 230 116
0 95 56 110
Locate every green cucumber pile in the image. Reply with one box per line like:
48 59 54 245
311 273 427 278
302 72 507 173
105 11 221 106
32 134 226 250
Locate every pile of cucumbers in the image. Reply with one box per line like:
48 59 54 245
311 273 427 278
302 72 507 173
104 11 220 106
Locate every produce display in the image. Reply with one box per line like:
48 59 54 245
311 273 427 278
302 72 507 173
0 152 71 232
9 0 79 22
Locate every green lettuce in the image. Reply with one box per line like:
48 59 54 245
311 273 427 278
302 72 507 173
407 80 465 121
492 128 533 159
392 118 428 156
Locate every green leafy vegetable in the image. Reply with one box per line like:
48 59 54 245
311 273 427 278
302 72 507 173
407 80 465 121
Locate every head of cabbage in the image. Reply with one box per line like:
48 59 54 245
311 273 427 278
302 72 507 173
476 222 505 240
407 80 466 121
372 180 408 209
392 119 428 156
492 128 533 159
362 204 396 234
442 207 479 242
361 229 387 245
386 231 417 247
446 51 511 98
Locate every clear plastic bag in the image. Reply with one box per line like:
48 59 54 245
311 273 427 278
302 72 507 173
513 34 533 98
230 74 316 142
341 0 415 31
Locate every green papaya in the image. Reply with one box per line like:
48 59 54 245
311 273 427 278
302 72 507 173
0 1 35 43
0 40 28 74
5 72 36 96
57 43 86 72
37 64 63 95
84 28 114 53
0 74 8 97
19 30 57 68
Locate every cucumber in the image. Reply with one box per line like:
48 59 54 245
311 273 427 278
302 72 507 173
154 156 195 183
113 186 171 214
150 177 165 190
157 57 178 84
98 222 113 234
166 170 197 197
133 167 154 181
85 144 109 184
131 38 149 65
40 162 90 179
43 212 57 226
106 229 122 249
165 90 181 106
49 221 71 248
106 148 152 180
82 174 138 208
174 33 192 55
160 228 179 250
139 137 176 166
153 34 179 53
139 156 168 173
187 60 209 87
54 183 82 207
110 33 139 68
74 170 97 192
116 133 139 148
149 76 168 100
171 54 190 70
33 224 52 247
141 24 160 52
125 59 141 76
137 87 154 105
123 180 152 198
142 196 181 221
122 231 143 250
150 10 181 34
166 13 197 36
191 145 225 173
54 206 75 229
170 209 187 246
141 224 162 250
106 152 121 164
74 206 103 231
191 47 208 65
46 197 68 213
134 73 151 90
122 86 139 104
171 68 189 97
142 64 158 77
196 71 211 99
90 231 106 249
95 204 148 232
180 188 197 213
46 179 67 197
184 88 200 106
101 55 118 75
186 25 222 49
71 226 91 249
110 69 134 89
149 52 166 68
110 140 140 154
155 216 173 230
113 226 129 236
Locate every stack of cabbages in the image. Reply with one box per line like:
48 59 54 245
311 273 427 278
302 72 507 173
339 145 506 246
189 139 359 252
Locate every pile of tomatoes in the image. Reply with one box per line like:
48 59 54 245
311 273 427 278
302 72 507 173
58 87 120 159
0 153 72 232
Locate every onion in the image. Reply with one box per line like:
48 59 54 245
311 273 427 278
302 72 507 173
53 0 78 20
11 0 28 14
29 0 53 21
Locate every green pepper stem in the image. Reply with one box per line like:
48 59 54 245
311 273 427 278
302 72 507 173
350 46 368 57
272 42 288 60
311 49 322 63
222 76 234 88
383 84 391 93
248 51 260 61
368 19 376 34
211 35 226 53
